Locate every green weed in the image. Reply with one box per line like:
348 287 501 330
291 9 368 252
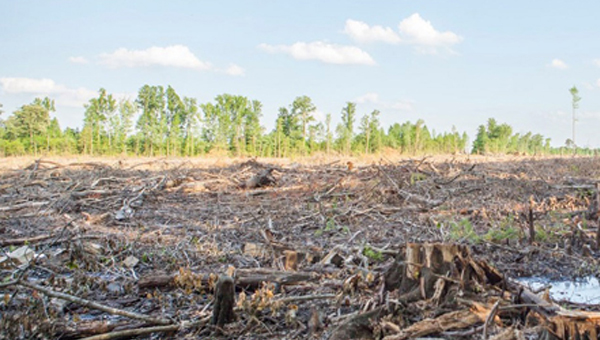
362 246 384 262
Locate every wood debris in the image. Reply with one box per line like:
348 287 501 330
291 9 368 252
1 156 600 339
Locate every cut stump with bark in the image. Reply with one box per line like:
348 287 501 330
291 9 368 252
212 275 235 327
384 242 503 303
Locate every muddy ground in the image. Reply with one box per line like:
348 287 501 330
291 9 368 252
1 155 600 339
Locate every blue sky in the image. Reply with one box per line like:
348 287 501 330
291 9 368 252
1 1 599 147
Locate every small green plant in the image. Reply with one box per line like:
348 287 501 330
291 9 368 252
484 225 519 243
325 218 336 231
534 222 570 243
448 218 481 243
535 228 549 242
363 246 384 262
410 173 427 185
314 218 349 236
484 215 521 243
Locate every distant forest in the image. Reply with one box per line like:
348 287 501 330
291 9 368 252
0 86 592 157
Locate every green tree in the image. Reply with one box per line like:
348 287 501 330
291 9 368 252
229 95 249 156
360 110 381 154
111 99 136 154
84 88 116 154
7 99 51 154
182 97 199 156
276 106 302 155
337 102 356 155
325 113 332 155
245 100 263 155
472 125 488 154
32 97 55 153
569 86 581 150
291 96 316 154
136 85 165 155
46 118 62 153
165 86 185 156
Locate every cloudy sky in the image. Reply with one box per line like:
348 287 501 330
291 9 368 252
1 1 600 147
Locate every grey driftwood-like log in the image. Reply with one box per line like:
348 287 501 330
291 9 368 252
212 275 235 327
244 168 276 189
138 268 318 291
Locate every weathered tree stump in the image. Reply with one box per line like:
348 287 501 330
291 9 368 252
384 243 502 303
212 275 235 327
244 168 275 189
284 250 298 271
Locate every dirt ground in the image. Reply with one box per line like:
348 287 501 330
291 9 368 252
2 155 600 339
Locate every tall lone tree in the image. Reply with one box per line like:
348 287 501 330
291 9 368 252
569 86 581 151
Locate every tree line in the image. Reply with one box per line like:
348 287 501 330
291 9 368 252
0 85 593 157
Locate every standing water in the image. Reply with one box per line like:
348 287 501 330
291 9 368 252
516 276 600 304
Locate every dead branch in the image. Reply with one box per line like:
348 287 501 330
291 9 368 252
0 201 48 212
79 316 211 340
18 280 171 325
0 234 52 247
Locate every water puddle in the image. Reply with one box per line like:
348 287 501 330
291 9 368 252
516 276 600 304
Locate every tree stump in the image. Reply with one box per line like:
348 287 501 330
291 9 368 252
384 243 502 303
212 275 235 327
244 168 276 189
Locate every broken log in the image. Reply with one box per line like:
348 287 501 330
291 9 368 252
138 268 318 291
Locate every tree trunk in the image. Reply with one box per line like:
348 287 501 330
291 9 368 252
90 125 94 155
30 130 36 155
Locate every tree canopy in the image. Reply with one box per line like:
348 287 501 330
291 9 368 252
0 84 588 157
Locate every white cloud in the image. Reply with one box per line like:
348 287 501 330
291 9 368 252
99 45 211 70
69 56 89 64
579 111 600 120
344 19 401 44
549 59 568 69
596 79 600 88
224 64 245 76
593 59 600 67
354 92 414 111
0 77 96 107
1 77 58 94
390 100 415 111
355 92 380 104
259 41 375 65
398 13 462 53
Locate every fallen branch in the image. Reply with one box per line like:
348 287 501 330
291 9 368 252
274 293 336 304
79 316 210 340
0 234 52 247
0 201 49 212
138 268 319 291
18 280 171 325
383 309 484 340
